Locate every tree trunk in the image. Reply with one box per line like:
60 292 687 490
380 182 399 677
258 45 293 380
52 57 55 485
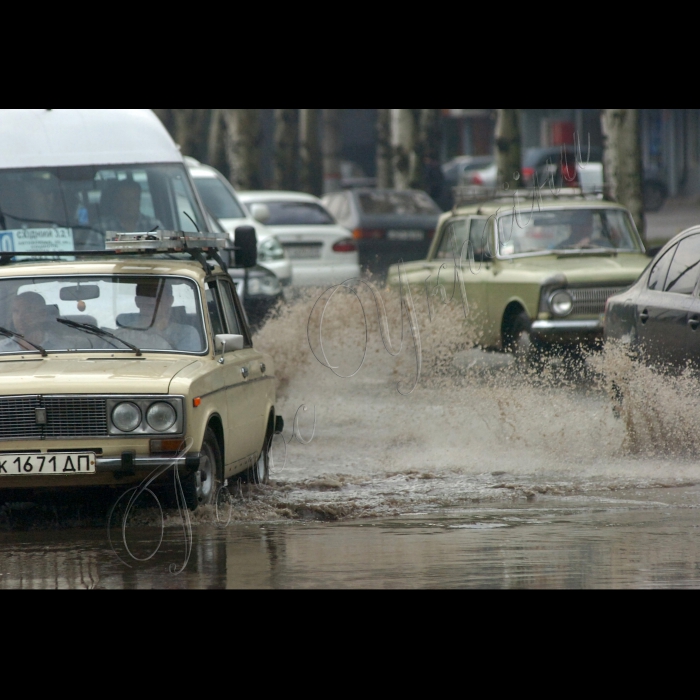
601 109 645 238
413 109 443 199
376 108 393 189
206 109 227 174
322 109 342 194
222 109 262 191
495 109 522 190
299 109 322 196
170 109 210 162
391 109 419 190
273 109 299 191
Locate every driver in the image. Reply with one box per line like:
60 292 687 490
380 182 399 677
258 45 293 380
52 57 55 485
100 180 159 233
115 281 201 352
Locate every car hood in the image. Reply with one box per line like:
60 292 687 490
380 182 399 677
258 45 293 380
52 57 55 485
0 356 198 396
501 252 650 285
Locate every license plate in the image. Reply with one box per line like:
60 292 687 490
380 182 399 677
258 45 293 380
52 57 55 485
0 452 96 476
283 245 322 259
387 230 424 241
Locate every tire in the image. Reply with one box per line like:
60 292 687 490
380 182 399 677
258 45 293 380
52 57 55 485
510 312 541 367
182 427 223 511
643 181 667 213
247 433 271 485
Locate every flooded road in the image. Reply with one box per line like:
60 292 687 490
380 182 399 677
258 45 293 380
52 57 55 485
2 485 700 588
4 290 700 588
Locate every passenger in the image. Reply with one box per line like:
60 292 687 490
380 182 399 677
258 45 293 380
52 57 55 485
555 210 595 249
116 281 201 352
100 180 159 233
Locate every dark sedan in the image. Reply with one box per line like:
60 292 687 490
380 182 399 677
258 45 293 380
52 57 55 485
322 188 441 273
605 226 700 367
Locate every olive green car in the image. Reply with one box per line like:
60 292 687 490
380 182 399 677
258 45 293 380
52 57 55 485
387 194 650 354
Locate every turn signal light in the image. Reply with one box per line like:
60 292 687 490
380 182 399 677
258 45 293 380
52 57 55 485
352 228 385 240
150 439 185 454
193 397 201 407
332 238 357 253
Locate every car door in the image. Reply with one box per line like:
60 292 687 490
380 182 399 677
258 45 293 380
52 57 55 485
636 239 700 366
678 237 700 364
429 216 491 319
214 276 267 466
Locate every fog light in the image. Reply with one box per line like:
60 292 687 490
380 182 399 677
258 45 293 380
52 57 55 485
550 290 573 317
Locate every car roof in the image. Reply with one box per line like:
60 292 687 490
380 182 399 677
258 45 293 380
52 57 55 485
0 109 181 169
238 191 322 204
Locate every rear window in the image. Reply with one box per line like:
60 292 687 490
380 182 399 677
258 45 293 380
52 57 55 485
357 191 440 216
193 177 246 220
252 201 335 226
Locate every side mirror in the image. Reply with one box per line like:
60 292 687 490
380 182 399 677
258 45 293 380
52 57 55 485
235 226 258 268
250 203 270 224
214 334 244 363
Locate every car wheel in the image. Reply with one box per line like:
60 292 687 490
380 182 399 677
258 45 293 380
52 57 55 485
247 434 271 485
643 181 667 213
182 427 223 510
510 312 541 367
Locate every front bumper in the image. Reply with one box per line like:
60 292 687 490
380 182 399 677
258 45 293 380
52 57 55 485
530 319 603 343
96 452 200 474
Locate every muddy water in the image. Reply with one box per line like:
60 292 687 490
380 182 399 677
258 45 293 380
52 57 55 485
2 486 700 588
4 289 700 587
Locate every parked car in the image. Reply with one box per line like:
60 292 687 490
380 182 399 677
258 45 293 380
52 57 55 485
322 188 441 273
239 191 360 286
441 156 494 209
605 226 700 367
0 109 278 508
340 160 376 189
204 213 283 330
522 147 668 211
185 157 292 287
387 192 650 359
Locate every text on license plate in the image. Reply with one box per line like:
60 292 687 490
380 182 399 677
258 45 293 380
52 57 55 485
387 230 424 241
0 453 96 476
283 245 322 259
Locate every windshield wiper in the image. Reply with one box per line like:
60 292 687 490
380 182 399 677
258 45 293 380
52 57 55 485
56 318 142 356
0 326 47 357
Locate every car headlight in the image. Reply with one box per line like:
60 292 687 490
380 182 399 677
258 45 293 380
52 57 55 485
247 273 282 297
550 290 573 317
146 402 177 432
258 237 286 262
112 402 142 432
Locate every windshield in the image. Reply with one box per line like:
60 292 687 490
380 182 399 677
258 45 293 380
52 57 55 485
193 176 246 220
0 275 206 355
358 191 440 215
0 164 206 254
251 201 335 226
497 209 640 256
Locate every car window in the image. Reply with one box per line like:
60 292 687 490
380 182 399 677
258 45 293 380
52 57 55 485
436 217 489 260
193 177 246 220
0 164 205 252
663 235 700 294
498 209 639 256
648 245 677 291
0 275 206 355
357 191 440 216
323 194 342 218
247 201 335 226
205 281 224 337
336 194 351 222
217 278 242 336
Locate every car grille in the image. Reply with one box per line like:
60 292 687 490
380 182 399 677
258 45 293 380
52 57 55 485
570 287 626 315
0 396 108 441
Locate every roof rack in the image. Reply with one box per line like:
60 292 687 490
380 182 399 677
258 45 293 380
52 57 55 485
0 230 232 272
452 186 606 210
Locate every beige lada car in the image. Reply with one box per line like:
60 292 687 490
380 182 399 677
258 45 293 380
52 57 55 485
0 238 278 509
